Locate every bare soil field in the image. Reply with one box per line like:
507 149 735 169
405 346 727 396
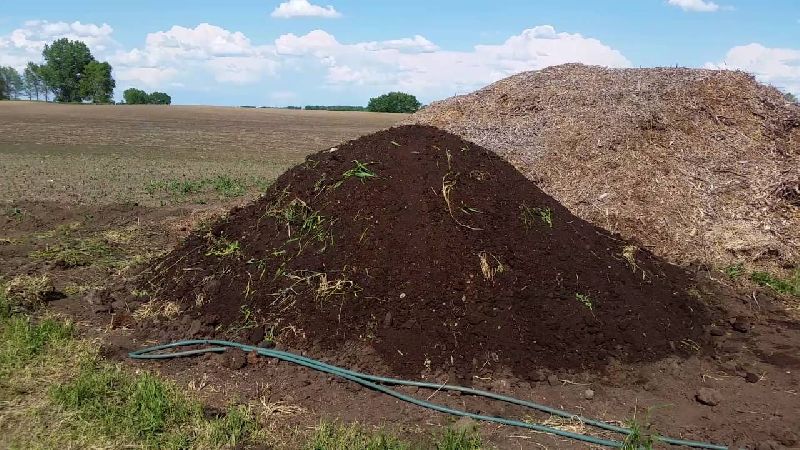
0 102 400 205
1 102 799 450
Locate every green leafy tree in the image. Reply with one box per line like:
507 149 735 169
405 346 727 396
0 77 7 100
148 91 172 105
42 38 95 102
23 63 43 100
785 92 798 103
367 92 421 113
0 66 24 99
123 88 150 104
79 61 115 103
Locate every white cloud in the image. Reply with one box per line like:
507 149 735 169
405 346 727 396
667 0 720 12
275 26 630 96
271 0 341 19
706 43 800 94
0 19 629 103
114 67 178 86
357 35 439 53
112 23 278 87
0 20 116 68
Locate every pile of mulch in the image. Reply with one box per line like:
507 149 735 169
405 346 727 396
407 64 800 276
134 125 713 381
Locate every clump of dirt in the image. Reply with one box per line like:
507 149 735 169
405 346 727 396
407 64 800 275
135 125 713 381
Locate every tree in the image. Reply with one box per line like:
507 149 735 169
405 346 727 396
0 77 7 100
786 92 798 103
148 91 172 105
36 64 52 102
0 67 23 99
79 61 115 103
42 38 94 102
123 88 150 104
23 63 42 100
367 92 421 113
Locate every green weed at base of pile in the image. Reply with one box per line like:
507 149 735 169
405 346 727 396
750 270 800 297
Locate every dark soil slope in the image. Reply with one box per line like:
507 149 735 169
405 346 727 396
138 125 712 381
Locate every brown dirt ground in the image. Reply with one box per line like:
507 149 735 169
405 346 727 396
407 64 800 279
90 125 799 448
3 105 799 449
0 102 401 205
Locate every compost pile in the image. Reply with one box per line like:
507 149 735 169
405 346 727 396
408 64 800 274
138 125 711 381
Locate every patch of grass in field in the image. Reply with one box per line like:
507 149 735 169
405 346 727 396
306 422 410 450
3 274 55 313
305 422 483 450
434 427 483 450
750 269 800 297
30 236 117 268
50 363 261 448
145 175 270 200
0 287 266 449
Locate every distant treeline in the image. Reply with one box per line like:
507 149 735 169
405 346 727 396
303 105 366 111
237 93 423 113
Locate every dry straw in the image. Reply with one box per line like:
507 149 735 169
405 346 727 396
408 64 800 274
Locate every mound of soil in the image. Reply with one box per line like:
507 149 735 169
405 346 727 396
136 125 712 381
408 64 800 275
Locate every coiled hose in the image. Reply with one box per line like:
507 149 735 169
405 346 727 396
130 339 729 449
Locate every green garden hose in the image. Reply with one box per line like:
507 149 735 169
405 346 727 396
130 339 729 449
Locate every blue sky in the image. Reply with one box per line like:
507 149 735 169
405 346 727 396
1 0 799 105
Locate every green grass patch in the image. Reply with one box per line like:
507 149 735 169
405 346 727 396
434 428 482 450
621 416 656 450
264 192 333 247
205 236 241 257
723 263 745 279
0 314 74 375
750 270 800 297
30 237 117 267
305 422 410 450
520 204 553 229
3 274 55 313
50 362 259 448
145 175 270 200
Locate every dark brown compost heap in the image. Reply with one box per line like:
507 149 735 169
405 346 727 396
138 125 713 381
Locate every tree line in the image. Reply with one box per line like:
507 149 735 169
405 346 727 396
295 93 422 113
0 38 171 105
0 39 114 103
123 88 172 105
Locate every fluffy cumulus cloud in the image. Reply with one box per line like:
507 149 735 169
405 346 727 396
0 20 116 68
271 0 341 19
706 43 800 95
1 19 630 102
111 23 279 87
667 0 720 12
275 26 630 96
